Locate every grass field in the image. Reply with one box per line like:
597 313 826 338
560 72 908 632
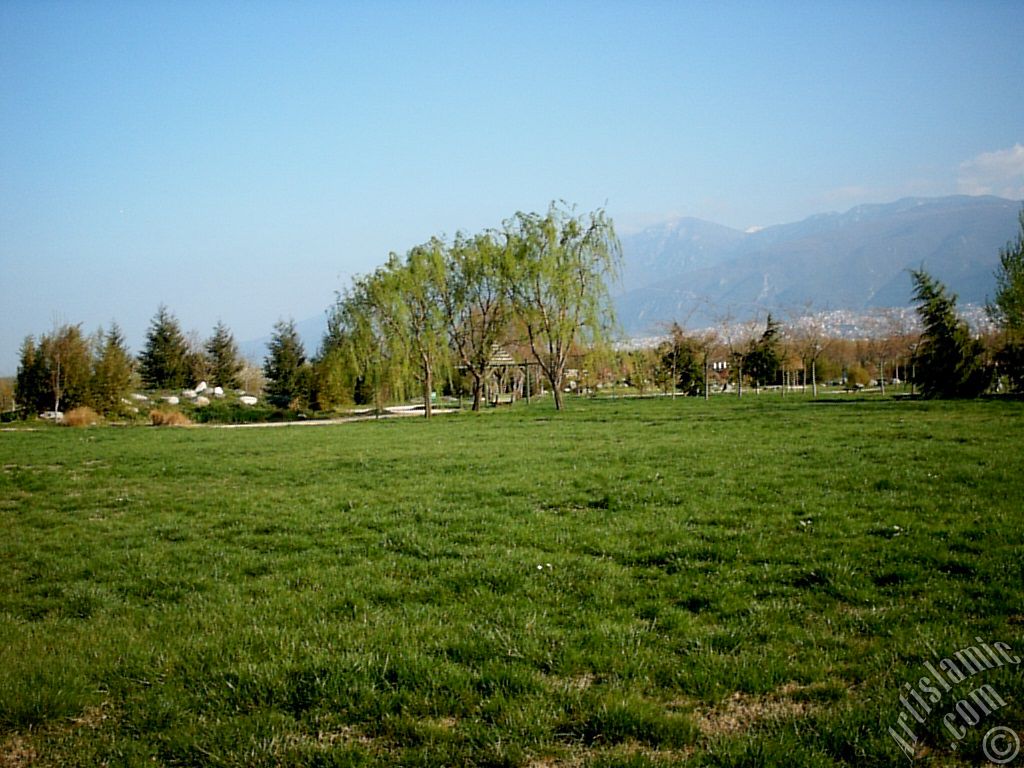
1 395 1022 767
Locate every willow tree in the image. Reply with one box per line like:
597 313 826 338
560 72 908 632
442 231 512 411
391 241 450 418
504 204 621 411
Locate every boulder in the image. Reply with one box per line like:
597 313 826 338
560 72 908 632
195 396 211 407
195 381 208 394
182 388 197 399
131 393 149 402
213 386 225 397
163 396 180 405
239 395 258 406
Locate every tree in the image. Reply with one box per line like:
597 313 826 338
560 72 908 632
987 207 1024 391
16 325 92 414
386 242 450 418
91 323 134 414
263 319 309 408
790 305 831 397
911 269 990 398
42 324 93 413
205 321 243 389
743 314 782 391
655 323 703 396
442 232 512 411
15 336 46 415
139 305 190 389
505 203 621 411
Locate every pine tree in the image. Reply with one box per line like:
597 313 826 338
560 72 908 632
15 336 46 415
205 321 243 389
263 319 308 407
911 269 990 398
139 305 190 389
92 323 134 414
743 314 782 390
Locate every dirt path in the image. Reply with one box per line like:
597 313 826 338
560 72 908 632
207 407 457 429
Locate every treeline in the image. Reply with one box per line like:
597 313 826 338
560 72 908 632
10 204 1023 419
10 203 621 419
13 309 253 418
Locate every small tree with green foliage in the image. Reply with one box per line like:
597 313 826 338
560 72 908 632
139 305 190 389
911 269 990 398
205 321 243 389
91 323 134 414
743 314 782 391
655 324 703 396
263 319 309 408
15 336 46 415
987 207 1024 391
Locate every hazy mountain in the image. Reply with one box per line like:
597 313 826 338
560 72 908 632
616 195 1022 334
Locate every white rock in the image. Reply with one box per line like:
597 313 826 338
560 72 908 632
239 395 258 406
195 396 210 407
163 396 180 405
131 393 149 402
181 388 197 399
195 381 208 394
213 386 224 397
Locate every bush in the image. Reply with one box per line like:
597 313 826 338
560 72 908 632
150 410 191 427
62 406 100 428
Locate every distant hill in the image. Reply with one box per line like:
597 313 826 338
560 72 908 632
615 195 1023 334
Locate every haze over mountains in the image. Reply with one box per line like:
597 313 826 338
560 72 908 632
616 195 1022 334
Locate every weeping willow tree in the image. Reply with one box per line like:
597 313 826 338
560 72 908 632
503 203 621 411
331 244 450 418
442 231 513 411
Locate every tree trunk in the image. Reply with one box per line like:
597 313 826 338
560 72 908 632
812 359 818 398
423 365 433 419
471 371 484 412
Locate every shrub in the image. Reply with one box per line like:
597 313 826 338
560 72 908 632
150 409 192 427
62 406 99 428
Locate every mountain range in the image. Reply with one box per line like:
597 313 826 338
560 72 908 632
615 195 1022 334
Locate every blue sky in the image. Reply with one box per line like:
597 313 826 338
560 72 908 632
2 0 1022 374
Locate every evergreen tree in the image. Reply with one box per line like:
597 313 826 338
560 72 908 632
91 323 134 414
15 336 46 415
263 319 308 407
139 305 190 389
987 207 1024 391
911 269 990 398
205 321 243 389
743 314 782 389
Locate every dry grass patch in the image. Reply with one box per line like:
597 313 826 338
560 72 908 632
61 406 99 427
149 409 191 427
690 683 818 737
0 735 36 768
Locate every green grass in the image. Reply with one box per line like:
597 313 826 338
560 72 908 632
1 395 1022 766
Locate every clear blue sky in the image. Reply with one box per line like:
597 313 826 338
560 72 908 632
2 0 1022 374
